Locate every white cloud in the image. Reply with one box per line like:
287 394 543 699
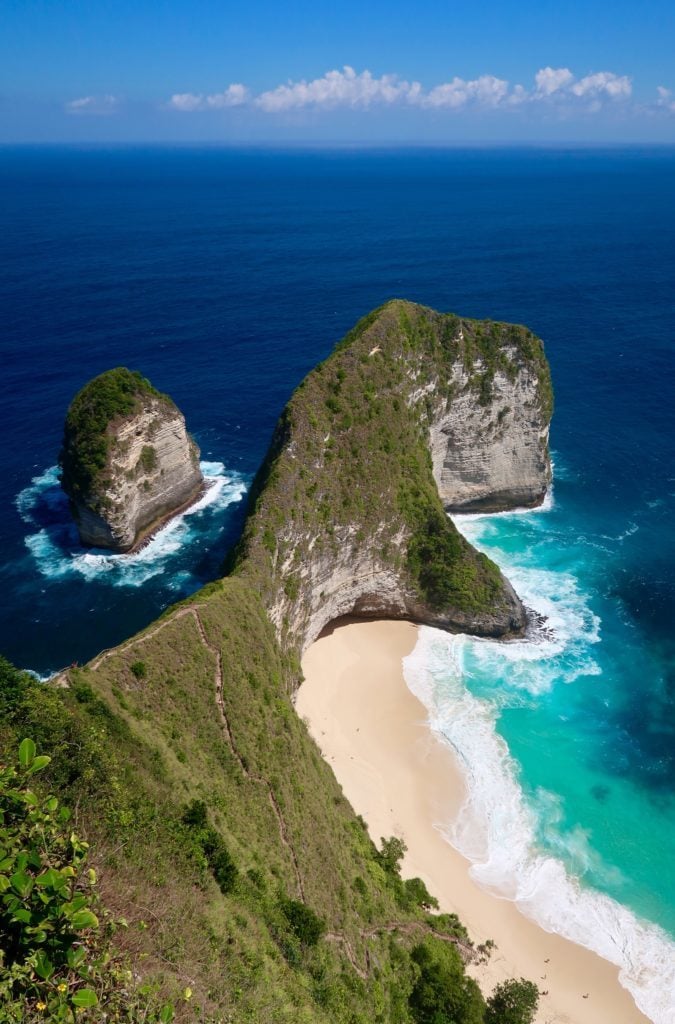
656 86 675 113
255 66 416 112
535 67 574 96
571 71 632 99
507 84 529 106
65 94 118 116
168 84 247 112
165 66 637 117
168 93 203 112
419 75 510 109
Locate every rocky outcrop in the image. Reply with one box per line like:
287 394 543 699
233 300 552 652
265 521 526 652
429 345 552 512
60 368 203 552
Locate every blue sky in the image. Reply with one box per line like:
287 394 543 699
2 0 675 142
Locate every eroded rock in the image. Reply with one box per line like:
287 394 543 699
60 368 203 552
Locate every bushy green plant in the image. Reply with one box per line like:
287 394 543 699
376 836 407 876
402 877 439 912
0 657 31 717
279 897 325 947
182 800 237 895
485 978 539 1024
409 939 485 1024
0 739 172 1023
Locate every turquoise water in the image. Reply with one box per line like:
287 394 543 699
403 468 675 1023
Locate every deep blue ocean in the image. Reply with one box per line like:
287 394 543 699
1 146 674 1020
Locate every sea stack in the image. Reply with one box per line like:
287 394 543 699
60 367 203 552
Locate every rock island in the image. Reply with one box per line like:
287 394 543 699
60 367 203 552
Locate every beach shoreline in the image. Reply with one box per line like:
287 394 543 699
297 619 650 1024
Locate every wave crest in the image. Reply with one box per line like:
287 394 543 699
16 462 246 588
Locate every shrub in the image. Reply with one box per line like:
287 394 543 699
0 656 30 716
279 897 325 947
0 739 172 1023
202 828 238 894
139 445 157 473
409 940 485 1024
130 661 147 680
485 978 539 1024
376 836 406 876
182 799 208 829
182 800 237 894
403 876 439 911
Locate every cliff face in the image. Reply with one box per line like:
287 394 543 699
60 368 203 552
429 340 551 512
232 300 553 652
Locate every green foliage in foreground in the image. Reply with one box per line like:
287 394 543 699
0 739 173 1024
59 367 164 505
485 978 539 1024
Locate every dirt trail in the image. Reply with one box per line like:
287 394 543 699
87 604 306 901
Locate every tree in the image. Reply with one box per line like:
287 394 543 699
376 835 406 875
409 939 485 1024
485 978 539 1024
279 898 326 947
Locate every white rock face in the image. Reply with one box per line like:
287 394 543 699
255 321 550 653
429 354 551 511
270 521 524 653
70 398 203 552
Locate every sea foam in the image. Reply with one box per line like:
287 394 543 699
17 461 246 587
402 497 675 1023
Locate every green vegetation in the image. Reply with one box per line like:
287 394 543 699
233 300 549 642
2 301 551 1022
409 939 485 1024
0 739 173 1023
278 898 325 947
182 799 238 895
0 596 488 1023
139 445 158 474
485 979 539 1024
59 368 165 506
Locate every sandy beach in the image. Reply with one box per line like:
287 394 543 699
297 619 650 1024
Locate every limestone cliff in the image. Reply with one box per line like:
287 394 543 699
429 326 551 512
231 299 552 652
60 368 203 552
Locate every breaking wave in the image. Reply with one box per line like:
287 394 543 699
401 492 675 1024
16 461 246 588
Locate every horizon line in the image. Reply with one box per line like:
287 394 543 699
2 138 675 150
